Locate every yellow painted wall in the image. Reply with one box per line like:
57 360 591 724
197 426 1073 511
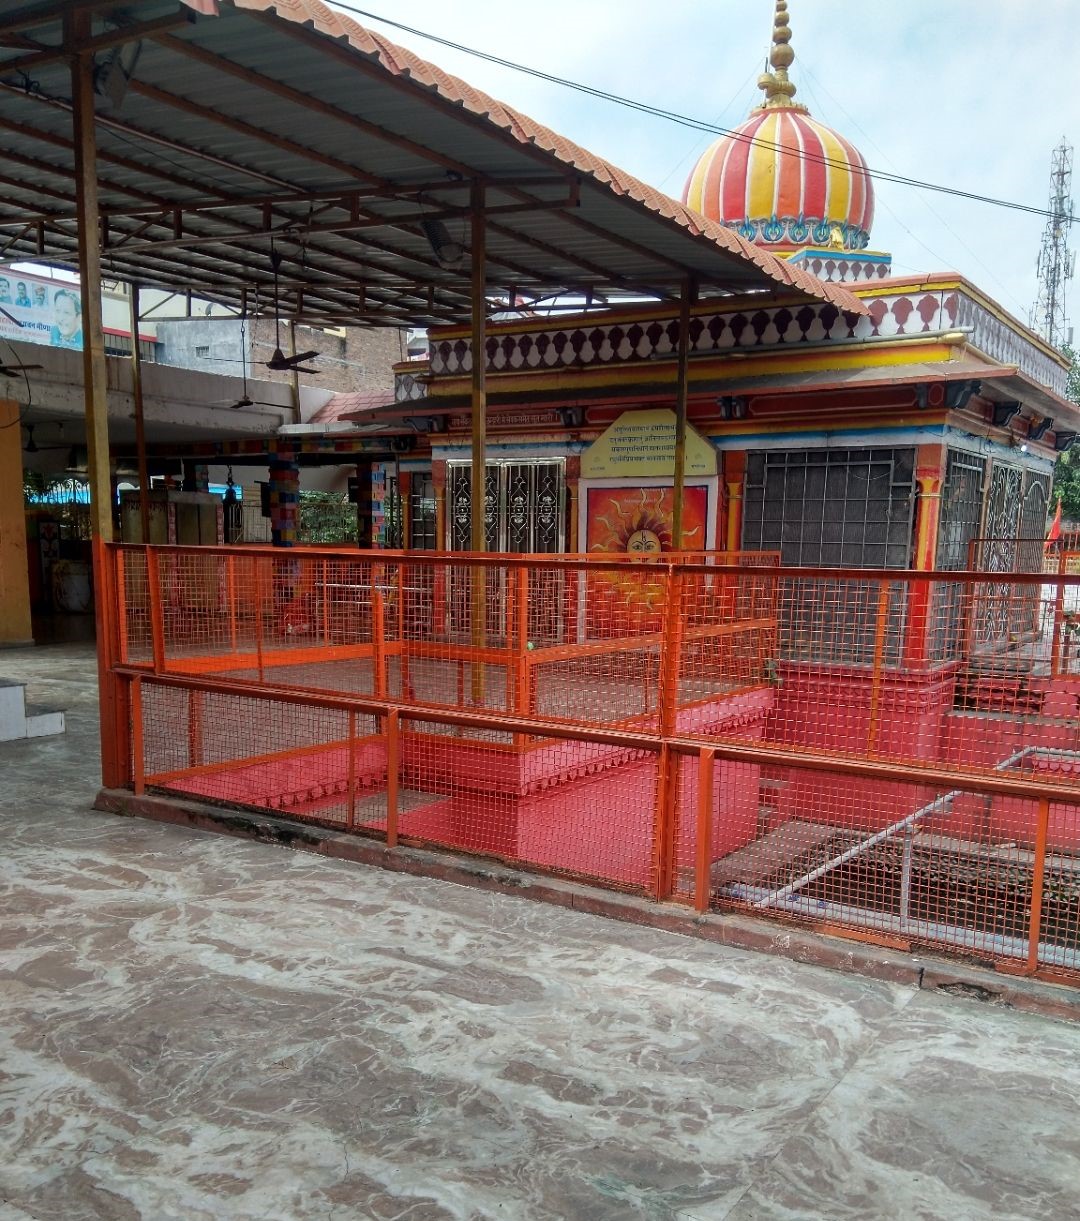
0 399 32 646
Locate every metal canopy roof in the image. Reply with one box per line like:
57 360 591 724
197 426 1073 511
0 0 865 329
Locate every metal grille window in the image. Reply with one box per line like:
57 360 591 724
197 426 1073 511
743 448 915 666
937 450 986 571
384 476 403 549
982 463 1025 572
931 450 986 661
1017 470 1051 572
408 473 437 550
971 463 1051 652
446 460 566 644
447 461 565 553
742 447 916 568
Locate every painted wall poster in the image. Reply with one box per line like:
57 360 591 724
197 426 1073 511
582 482 711 634
586 484 709 554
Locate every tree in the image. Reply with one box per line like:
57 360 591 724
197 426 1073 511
1051 344 1080 522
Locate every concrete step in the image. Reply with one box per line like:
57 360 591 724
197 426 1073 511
0 680 27 741
25 704 65 739
0 680 66 742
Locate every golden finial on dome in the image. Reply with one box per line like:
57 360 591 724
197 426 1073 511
756 0 804 110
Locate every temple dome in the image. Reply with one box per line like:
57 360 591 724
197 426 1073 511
682 2 874 253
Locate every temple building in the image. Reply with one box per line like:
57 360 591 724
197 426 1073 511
333 0 1076 584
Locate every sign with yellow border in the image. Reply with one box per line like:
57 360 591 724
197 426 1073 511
580 408 717 479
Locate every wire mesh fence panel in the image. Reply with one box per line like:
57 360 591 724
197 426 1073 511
110 541 1080 983
1039 799 1080 966
671 748 763 909
706 758 1080 972
138 679 387 831
673 568 776 733
116 547 150 664
399 715 660 891
154 549 234 665
119 548 1080 773
400 561 513 716
533 559 688 730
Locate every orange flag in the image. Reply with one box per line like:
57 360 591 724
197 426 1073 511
1046 497 1063 550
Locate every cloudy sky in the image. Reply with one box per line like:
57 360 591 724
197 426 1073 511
329 0 1080 334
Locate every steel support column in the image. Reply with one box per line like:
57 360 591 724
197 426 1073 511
470 183 487 701
129 284 151 543
470 182 487 555
70 13 111 544
671 278 695 549
69 9 127 788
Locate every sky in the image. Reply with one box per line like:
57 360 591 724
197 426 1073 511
327 0 1080 334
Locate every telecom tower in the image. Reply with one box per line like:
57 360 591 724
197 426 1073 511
1032 139 1076 349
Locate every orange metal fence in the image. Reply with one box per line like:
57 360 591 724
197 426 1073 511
99 543 1080 983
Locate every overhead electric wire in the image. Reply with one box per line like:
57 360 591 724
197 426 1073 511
798 63 1031 319
330 2 1077 225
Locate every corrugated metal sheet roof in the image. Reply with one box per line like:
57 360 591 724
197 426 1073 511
0 0 864 327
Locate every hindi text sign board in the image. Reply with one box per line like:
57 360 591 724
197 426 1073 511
580 408 717 479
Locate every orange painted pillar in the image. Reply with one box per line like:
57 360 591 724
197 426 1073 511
565 455 581 552
905 445 946 667
913 447 946 571
0 398 33 646
723 450 747 553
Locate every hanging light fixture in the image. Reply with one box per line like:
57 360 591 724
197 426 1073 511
223 466 243 542
420 217 465 269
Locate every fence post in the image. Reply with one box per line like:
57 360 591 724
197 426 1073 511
898 825 914 930
470 559 486 705
866 579 891 755
94 540 131 789
254 556 267 682
227 555 238 656
515 565 530 715
658 566 684 737
652 744 676 900
1027 796 1051 973
346 709 357 830
131 676 144 796
386 708 400 847
652 566 685 899
115 548 128 665
1050 548 1067 678
321 557 330 645
372 589 387 698
145 545 166 674
695 747 715 913
399 561 413 701
396 560 405 640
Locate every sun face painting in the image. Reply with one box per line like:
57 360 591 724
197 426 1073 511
585 485 709 634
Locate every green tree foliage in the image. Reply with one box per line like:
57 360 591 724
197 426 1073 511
1051 345 1080 521
297 489 355 544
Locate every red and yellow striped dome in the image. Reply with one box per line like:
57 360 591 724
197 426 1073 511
682 1 874 253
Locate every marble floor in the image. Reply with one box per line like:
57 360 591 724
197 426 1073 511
3 642 1080 1221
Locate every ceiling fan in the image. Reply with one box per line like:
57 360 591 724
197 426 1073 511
264 243 321 375
210 317 283 409
22 424 69 453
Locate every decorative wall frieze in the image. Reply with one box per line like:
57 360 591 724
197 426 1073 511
406 284 1067 401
